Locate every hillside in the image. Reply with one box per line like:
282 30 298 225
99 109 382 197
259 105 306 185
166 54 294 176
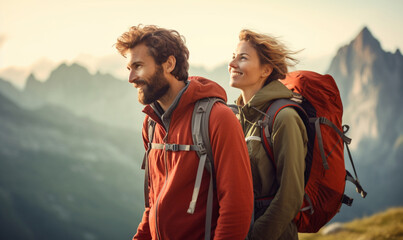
0 91 145 240
299 207 403 240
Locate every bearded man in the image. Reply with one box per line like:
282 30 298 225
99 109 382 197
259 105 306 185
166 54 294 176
116 25 253 240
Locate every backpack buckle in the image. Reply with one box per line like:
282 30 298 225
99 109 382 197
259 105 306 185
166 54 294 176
165 144 179 151
257 118 269 128
197 143 207 155
342 194 354 206
171 144 179 151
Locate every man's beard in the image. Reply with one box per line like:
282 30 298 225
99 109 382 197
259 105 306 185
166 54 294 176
137 66 170 105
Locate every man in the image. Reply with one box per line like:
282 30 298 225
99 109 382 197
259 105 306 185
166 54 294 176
115 25 253 240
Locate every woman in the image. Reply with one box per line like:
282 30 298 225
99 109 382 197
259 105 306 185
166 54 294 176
229 29 308 240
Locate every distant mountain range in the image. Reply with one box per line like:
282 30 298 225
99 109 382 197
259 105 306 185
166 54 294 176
0 26 401 238
1 63 146 131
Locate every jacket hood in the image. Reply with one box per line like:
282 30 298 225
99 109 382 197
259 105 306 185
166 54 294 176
168 76 227 113
186 76 227 103
237 80 293 108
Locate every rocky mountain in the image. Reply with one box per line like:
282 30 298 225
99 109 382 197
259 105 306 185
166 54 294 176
327 27 403 222
328 27 403 150
0 90 145 239
1 63 146 131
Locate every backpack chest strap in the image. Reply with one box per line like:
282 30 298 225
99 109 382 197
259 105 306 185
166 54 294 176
149 143 199 152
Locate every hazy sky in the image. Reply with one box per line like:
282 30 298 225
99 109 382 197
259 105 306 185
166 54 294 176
1 0 402 86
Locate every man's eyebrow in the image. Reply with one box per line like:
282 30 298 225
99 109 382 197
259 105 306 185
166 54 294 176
127 60 143 69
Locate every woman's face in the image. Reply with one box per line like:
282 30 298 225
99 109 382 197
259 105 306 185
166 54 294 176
229 40 271 92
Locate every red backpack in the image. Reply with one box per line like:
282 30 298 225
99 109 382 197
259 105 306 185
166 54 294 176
261 71 367 232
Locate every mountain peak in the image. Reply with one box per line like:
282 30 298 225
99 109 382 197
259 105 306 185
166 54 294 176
27 73 37 81
352 26 382 53
47 62 91 84
26 73 40 86
360 26 371 37
25 73 43 91
52 62 88 74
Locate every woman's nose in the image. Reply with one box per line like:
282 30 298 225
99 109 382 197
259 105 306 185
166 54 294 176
228 58 237 70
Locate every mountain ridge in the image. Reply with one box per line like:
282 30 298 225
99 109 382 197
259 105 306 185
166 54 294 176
1 62 146 131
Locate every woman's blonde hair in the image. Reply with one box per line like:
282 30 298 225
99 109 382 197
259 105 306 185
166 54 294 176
239 29 299 84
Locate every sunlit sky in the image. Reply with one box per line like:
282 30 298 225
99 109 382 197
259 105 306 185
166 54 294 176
1 0 402 87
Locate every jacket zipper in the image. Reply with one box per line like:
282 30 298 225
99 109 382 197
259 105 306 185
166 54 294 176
154 132 169 240
239 108 247 135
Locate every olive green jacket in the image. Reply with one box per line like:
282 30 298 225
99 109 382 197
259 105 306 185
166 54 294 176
236 80 307 240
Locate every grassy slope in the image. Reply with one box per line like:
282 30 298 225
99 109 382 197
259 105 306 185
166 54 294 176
299 207 403 240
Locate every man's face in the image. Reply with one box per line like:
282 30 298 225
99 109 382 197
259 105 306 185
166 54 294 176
127 43 169 105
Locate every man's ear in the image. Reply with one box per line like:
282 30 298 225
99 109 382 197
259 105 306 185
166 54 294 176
163 55 176 74
262 64 273 78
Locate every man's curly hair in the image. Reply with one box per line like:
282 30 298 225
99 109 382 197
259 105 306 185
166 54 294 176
116 24 189 81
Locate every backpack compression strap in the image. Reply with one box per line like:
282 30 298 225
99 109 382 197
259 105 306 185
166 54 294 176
309 118 367 198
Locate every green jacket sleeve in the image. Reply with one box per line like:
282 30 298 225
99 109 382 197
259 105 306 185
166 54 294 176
250 107 307 240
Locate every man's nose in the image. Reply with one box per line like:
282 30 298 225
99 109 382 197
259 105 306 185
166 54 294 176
128 70 139 83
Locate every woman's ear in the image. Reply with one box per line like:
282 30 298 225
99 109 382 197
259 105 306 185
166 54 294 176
262 64 273 78
163 55 176 73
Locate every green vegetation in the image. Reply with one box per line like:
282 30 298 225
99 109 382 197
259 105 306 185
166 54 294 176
299 207 403 240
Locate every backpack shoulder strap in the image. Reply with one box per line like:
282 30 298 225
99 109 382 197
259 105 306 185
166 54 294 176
190 97 225 240
192 97 225 171
260 98 307 167
142 117 156 208
227 103 239 115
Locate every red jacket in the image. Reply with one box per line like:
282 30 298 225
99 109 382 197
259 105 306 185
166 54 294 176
134 77 253 240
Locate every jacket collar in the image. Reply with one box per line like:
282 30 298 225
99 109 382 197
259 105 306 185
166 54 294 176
237 80 293 120
142 81 189 129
